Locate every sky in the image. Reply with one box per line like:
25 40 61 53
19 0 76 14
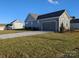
0 0 79 24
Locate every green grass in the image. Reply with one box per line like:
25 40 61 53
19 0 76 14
0 32 79 58
0 30 27 34
0 30 17 34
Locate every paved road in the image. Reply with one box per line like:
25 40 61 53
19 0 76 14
0 31 47 39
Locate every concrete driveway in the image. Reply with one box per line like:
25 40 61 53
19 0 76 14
0 31 47 39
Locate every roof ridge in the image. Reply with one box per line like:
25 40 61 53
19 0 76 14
39 9 65 16
10 19 22 24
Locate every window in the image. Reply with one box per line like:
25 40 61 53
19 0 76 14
31 22 33 25
37 20 39 23
25 22 28 24
66 23 68 27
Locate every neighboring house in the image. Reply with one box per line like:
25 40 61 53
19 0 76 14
70 19 79 30
6 20 24 30
0 24 6 30
0 26 5 30
25 10 71 32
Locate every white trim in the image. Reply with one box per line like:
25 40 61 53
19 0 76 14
59 11 70 20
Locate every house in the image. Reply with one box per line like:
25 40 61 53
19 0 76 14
0 24 5 30
25 10 71 32
70 19 79 30
6 20 24 30
0 26 5 30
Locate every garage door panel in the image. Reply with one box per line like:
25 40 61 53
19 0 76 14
42 22 56 31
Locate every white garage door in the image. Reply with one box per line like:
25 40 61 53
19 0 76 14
42 22 56 31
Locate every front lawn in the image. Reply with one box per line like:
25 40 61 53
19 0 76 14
0 30 27 34
0 32 79 58
0 30 17 34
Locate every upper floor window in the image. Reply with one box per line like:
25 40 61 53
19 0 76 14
66 23 68 27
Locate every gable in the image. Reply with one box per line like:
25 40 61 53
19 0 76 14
60 11 70 20
25 14 38 22
59 11 70 30
25 14 34 22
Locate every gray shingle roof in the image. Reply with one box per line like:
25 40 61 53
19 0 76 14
37 10 65 19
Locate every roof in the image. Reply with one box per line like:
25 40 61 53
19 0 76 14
30 14 38 20
70 19 79 23
70 16 75 19
37 10 65 19
10 20 22 24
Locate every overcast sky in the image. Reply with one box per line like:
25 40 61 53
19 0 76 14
0 0 79 24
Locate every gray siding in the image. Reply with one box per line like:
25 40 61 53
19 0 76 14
25 14 39 28
71 23 79 30
25 21 39 28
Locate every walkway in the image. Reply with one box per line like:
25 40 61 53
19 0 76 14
0 31 47 39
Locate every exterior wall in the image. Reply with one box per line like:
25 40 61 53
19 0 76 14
25 20 39 28
71 23 79 30
25 14 38 28
12 23 23 29
59 11 70 31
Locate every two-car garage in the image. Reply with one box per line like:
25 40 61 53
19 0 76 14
42 21 57 31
